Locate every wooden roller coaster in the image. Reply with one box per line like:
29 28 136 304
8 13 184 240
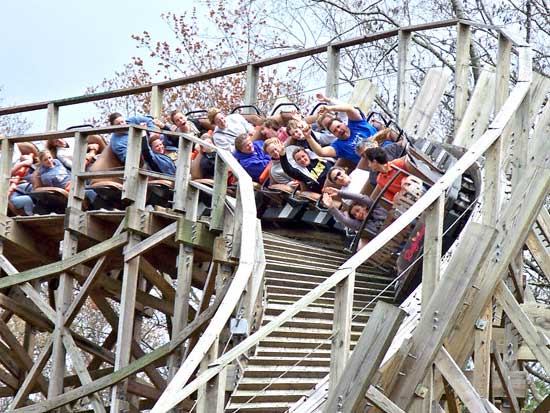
0 18 548 413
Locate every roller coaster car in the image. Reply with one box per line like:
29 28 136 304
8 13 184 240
146 180 174 209
29 187 69 215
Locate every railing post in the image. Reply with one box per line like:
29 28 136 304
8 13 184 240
210 155 228 232
244 64 259 109
454 22 471 132
46 102 59 131
151 85 164 118
173 135 193 213
0 137 14 215
326 45 340 99
122 126 147 205
397 29 412 124
329 270 355 394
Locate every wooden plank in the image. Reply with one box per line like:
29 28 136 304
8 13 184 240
473 304 492 397
387 223 496 409
366 385 406 413
173 137 193 213
403 68 451 138
348 79 377 115
325 301 406 412
150 85 163 119
210 155 229 231
63 332 107 413
435 348 494 413
329 270 355 394
397 30 412 124
421 194 444 311
495 34 512 113
454 69 496 148
0 233 128 289
443 377 460 413
325 46 340 99
526 229 550 281
454 22 471 132
495 281 550 375
9 338 53 409
10 279 230 413
0 139 14 215
196 341 225 413
490 340 520 412
244 64 259 107
124 222 177 261
110 232 142 412
536 207 550 242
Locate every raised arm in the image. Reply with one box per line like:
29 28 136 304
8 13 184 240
304 134 337 158
319 103 362 121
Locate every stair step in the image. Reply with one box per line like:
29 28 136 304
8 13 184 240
255 347 331 358
265 273 394 291
264 303 371 322
259 336 332 349
226 401 293 412
243 365 329 378
266 285 393 301
269 326 361 340
262 315 368 331
230 389 308 403
248 356 330 367
266 293 380 309
236 377 321 391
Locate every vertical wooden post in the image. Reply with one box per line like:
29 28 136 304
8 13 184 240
210 155 228 232
46 102 59 131
397 30 412 124
122 126 147 205
196 341 226 413
326 45 340 99
173 136 193 213
244 64 259 108
454 23 471 132
473 303 492 398
422 194 444 312
151 85 164 118
511 92 530 190
329 270 355 394
0 137 14 215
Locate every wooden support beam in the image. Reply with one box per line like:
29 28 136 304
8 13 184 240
173 136 193 213
348 79 377 116
0 233 128 290
443 377 460 413
0 139 14 215
495 281 550 375
453 22 471 133
10 280 229 413
422 193 444 311
325 45 340 99
403 68 451 138
46 102 58 131
366 385 406 413
490 340 520 412
329 270 355 394
324 301 406 413
176 218 216 253
536 207 550 242
473 303 493 398
526 229 550 281
150 85 163 118
387 223 496 410
196 341 226 413
435 348 497 413
124 221 177 261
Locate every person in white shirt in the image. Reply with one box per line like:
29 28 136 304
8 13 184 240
207 108 255 152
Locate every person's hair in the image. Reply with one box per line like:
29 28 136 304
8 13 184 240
170 109 183 123
207 108 222 124
327 166 346 183
316 111 336 129
286 119 300 133
326 117 342 132
355 139 378 156
371 128 392 145
262 118 280 130
292 147 308 160
108 112 123 125
38 149 52 164
234 133 249 152
349 202 367 220
364 147 388 164
263 137 280 153
149 134 162 145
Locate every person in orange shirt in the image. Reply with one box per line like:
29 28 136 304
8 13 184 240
362 147 409 203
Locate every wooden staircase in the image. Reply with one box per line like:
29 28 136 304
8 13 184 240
226 233 396 412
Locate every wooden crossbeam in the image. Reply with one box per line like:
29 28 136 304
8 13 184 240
124 222 177 261
366 385 405 413
325 301 406 412
435 348 498 413
490 340 520 412
10 278 229 413
0 233 128 290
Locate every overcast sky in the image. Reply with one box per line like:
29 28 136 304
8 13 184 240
0 0 191 131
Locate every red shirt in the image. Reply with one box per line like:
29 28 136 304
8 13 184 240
376 158 407 202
